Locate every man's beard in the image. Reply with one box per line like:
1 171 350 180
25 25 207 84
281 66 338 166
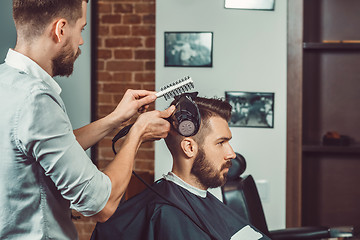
190 147 232 189
52 40 81 77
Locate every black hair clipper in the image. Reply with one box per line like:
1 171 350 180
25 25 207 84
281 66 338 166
170 92 201 137
112 76 195 144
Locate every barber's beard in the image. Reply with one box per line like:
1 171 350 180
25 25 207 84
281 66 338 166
191 147 232 189
52 40 81 77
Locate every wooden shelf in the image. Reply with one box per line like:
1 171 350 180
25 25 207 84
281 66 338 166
303 42 360 50
288 0 360 228
302 144 360 153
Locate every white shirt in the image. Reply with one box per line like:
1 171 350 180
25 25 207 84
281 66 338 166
0 49 111 239
163 172 207 198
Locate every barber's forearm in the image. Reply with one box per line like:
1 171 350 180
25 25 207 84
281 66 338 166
93 126 142 222
73 114 118 150
92 109 173 222
73 90 158 150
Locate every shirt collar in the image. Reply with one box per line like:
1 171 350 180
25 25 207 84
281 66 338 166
5 48 62 95
163 172 207 198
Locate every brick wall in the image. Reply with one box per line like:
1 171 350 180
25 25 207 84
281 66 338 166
73 0 156 239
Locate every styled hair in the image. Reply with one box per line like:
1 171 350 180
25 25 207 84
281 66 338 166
194 97 232 125
166 95 232 148
13 0 88 38
170 95 232 128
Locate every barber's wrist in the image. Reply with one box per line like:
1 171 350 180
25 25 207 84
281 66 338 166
126 122 144 148
106 112 126 131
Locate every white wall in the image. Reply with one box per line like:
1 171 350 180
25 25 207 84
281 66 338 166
0 1 16 61
155 0 287 230
0 2 92 132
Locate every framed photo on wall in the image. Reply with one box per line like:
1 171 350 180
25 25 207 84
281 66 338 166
225 91 275 128
164 31 213 67
225 0 275 10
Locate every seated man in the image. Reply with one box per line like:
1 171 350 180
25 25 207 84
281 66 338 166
91 95 270 240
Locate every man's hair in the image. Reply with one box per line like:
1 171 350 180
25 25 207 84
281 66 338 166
166 96 232 148
194 96 232 125
13 0 88 39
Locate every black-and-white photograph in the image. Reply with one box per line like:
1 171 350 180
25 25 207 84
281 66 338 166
164 32 213 67
225 91 274 128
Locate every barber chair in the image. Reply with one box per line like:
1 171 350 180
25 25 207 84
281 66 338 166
221 153 356 240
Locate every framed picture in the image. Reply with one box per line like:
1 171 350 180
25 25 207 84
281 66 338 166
164 32 213 67
225 91 275 128
225 0 275 10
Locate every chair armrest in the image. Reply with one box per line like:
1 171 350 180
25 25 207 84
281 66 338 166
329 226 354 238
270 226 331 240
270 225 355 240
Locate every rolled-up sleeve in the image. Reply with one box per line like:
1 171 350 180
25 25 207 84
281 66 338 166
15 88 111 216
50 142 112 216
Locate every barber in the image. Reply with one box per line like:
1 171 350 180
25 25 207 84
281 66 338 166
0 0 174 239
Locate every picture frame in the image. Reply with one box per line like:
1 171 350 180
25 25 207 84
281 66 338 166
225 91 275 128
224 0 275 11
164 32 213 67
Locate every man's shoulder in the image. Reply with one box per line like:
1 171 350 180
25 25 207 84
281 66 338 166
100 180 187 226
0 62 52 95
91 180 178 240
110 180 172 215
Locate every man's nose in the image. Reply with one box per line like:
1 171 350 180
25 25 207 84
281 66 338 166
226 144 236 160
79 35 84 46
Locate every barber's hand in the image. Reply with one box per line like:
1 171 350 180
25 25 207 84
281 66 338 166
132 105 175 142
109 89 157 127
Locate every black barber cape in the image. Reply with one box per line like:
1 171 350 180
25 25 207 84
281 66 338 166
91 179 270 240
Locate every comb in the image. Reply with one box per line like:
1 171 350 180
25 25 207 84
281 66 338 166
156 76 194 101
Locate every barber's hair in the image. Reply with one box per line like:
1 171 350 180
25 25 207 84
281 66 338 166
13 0 88 38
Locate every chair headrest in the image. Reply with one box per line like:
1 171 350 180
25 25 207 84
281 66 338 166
227 152 247 180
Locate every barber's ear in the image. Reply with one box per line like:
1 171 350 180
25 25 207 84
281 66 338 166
53 19 67 43
180 137 198 158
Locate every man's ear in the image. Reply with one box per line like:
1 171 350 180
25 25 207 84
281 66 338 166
53 19 67 43
180 137 198 158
